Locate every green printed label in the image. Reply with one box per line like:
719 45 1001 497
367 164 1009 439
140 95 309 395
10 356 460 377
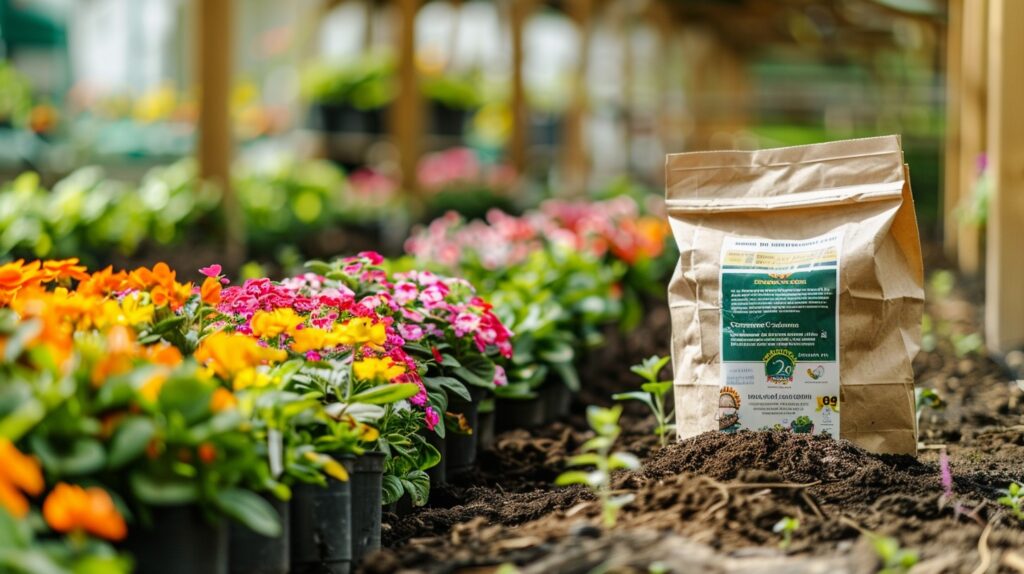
718 233 841 436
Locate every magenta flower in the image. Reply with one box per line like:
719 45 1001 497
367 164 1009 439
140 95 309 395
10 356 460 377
424 406 440 431
358 251 385 265
394 281 419 304
418 285 446 308
199 264 222 278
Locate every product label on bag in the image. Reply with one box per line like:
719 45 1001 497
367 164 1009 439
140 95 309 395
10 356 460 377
718 233 840 436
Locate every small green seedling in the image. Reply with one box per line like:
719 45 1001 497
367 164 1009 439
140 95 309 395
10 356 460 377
998 482 1024 521
614 355 676 448
555 405 640 527
773 516 799 550
914 387 944 426
873 536 919 574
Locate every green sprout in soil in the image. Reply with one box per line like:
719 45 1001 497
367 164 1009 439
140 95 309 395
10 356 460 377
873 536 919 574
555 405 640 527
998 482 1024 521
915 387 945 427
773 516 799 550
613 355 676 448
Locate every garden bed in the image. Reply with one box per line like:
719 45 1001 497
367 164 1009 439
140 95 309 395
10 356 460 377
366 271 1024 573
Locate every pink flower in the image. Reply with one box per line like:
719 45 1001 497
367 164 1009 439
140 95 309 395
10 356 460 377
418 285 447 308
399 323 424 341
424 406 440 431
199 264 222 278
358 251 384 265
453 312 480 337
393 281 419 305
493 364 508 387
401 308 425 323
306 351 323 362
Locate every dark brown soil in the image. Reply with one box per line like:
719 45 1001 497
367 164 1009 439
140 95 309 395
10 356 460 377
364 267 1024 574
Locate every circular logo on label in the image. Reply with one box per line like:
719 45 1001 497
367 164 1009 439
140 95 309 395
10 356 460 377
763 349 797 385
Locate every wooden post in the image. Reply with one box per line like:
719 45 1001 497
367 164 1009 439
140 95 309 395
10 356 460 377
562 0 591 196
509 0 532 176
943 0 963 259
393 0 422 195
196 0 243 266
957 0 986 275
985 0 1024 353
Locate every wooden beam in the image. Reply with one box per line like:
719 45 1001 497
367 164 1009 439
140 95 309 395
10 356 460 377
393 0 422 195
943 0 962 259
562 0 591 196
985 0 1024 353
957 0 986 275
196 0 243 266
509 0 533 176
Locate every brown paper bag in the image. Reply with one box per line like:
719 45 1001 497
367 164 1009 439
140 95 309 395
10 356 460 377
665 135 924 455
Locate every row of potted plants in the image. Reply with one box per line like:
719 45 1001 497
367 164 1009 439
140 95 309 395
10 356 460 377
0 254 512 574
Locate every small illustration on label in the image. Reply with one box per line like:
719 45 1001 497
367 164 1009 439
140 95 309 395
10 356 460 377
806 365 824 380
790 415 815 434
763 349 797 385
717 387 742 432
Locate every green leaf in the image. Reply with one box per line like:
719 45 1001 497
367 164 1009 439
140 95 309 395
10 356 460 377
31 436 106 476
107 416 156 469
612 391 655 411
609 452 640 471
538 341 574 364
554 471 590 486
214 488 282 537
416 442 441 471
423 376 471 403
382 474 404 505
399 470 431 507
348 383 420 405
551 361 580 392
130 472 198 505
452 354 496 388
567 453 602 467
640 382 673 396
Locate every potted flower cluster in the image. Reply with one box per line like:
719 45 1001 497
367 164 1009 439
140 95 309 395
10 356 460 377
404 195 671 426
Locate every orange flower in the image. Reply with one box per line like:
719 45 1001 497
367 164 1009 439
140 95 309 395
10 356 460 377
42 483 127 541
76 266 128 297
142 343 183 367
200 276 222 305
197 443 217 464
0 439 44 518
0 260 43 305
41 258 90 282
209 388 237 413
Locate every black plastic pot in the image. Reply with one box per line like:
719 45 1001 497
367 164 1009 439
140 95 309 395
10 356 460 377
540 382 572 422
476 408 495 452
429 102 469 136
228 495 289 574
126 505 227 574
422 428 446 488
495 396 545 432
290 458 353 574
445 386 486 475
350 452 385 564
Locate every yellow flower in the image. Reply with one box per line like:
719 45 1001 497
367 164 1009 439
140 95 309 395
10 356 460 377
210 388 238 412
352 357 405 382
332 318 387 348
290 327 332 353
139 373 167 403
250 309 304 339
232 367 272 391
117 292 155 325
195 332 287 380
